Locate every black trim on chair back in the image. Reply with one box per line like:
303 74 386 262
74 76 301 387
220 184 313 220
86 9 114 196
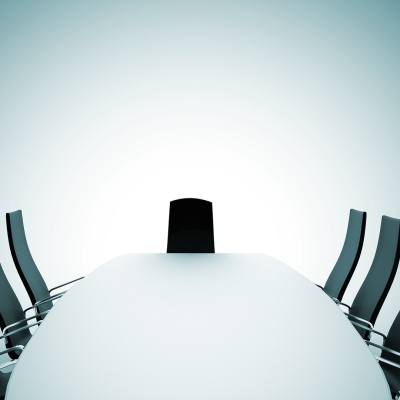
350 215 400 339
6 210 52 316
0 264 31 359
167 198 215 253
323 209 366 301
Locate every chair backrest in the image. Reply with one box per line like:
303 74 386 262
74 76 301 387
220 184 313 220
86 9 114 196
323 209 366 301
6 210 52 315
350 215 400 339
167 198 215 253
0 263 31 359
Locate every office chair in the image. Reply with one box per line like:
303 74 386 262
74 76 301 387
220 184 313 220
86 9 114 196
316 209 366 301
336 215 400 339
6 210 84 318
167 198 215 253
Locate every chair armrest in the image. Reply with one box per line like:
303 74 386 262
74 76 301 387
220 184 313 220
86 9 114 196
1 320 43 339
49 276 84 294
366 340 400 357
351 322 387 341
0 345 24 357
335 301 351 310
3 311 49 335
34 292 66 306
0 345 25 370
376 355 400 369
0 359 17 371
0 321 42 344
23 293 65 316
314 284 340 303
365 341 400 372
343 312 374 329
330 296 340 303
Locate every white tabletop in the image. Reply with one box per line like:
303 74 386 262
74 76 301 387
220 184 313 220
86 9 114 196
6 254 391 399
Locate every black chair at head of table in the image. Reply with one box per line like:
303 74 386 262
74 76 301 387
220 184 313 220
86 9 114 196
337 215 400 340
167 198 215 253
317 209 366 302
6 210 84 319
361 311 400 399
0 263 48 399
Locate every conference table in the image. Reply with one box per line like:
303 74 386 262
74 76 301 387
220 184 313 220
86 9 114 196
5 254 391 399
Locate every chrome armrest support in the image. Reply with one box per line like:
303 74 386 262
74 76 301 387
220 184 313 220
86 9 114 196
366 341 400 371
3 312 49 335
366 341 400 357
351 322 387 341
0 345 24 357
314 284 342 303
314 285 341 303
0 359 17 370
376 355 400 369
335 301 351 310
343 312 374 329
330 296 340 303
49 276 84 294
23 293 65 315
0 321 42 343
0 345 25 370
34 292 66 306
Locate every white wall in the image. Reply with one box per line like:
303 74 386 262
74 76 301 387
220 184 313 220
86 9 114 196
1 0 400 338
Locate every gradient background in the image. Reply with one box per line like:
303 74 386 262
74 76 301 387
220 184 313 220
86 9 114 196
1 0 400 341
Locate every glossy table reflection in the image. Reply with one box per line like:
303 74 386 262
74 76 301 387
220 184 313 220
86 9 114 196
6 254 391 399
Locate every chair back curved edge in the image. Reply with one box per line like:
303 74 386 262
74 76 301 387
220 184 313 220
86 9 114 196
0 264 31 359
323 209 366 301
6 210 52 317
